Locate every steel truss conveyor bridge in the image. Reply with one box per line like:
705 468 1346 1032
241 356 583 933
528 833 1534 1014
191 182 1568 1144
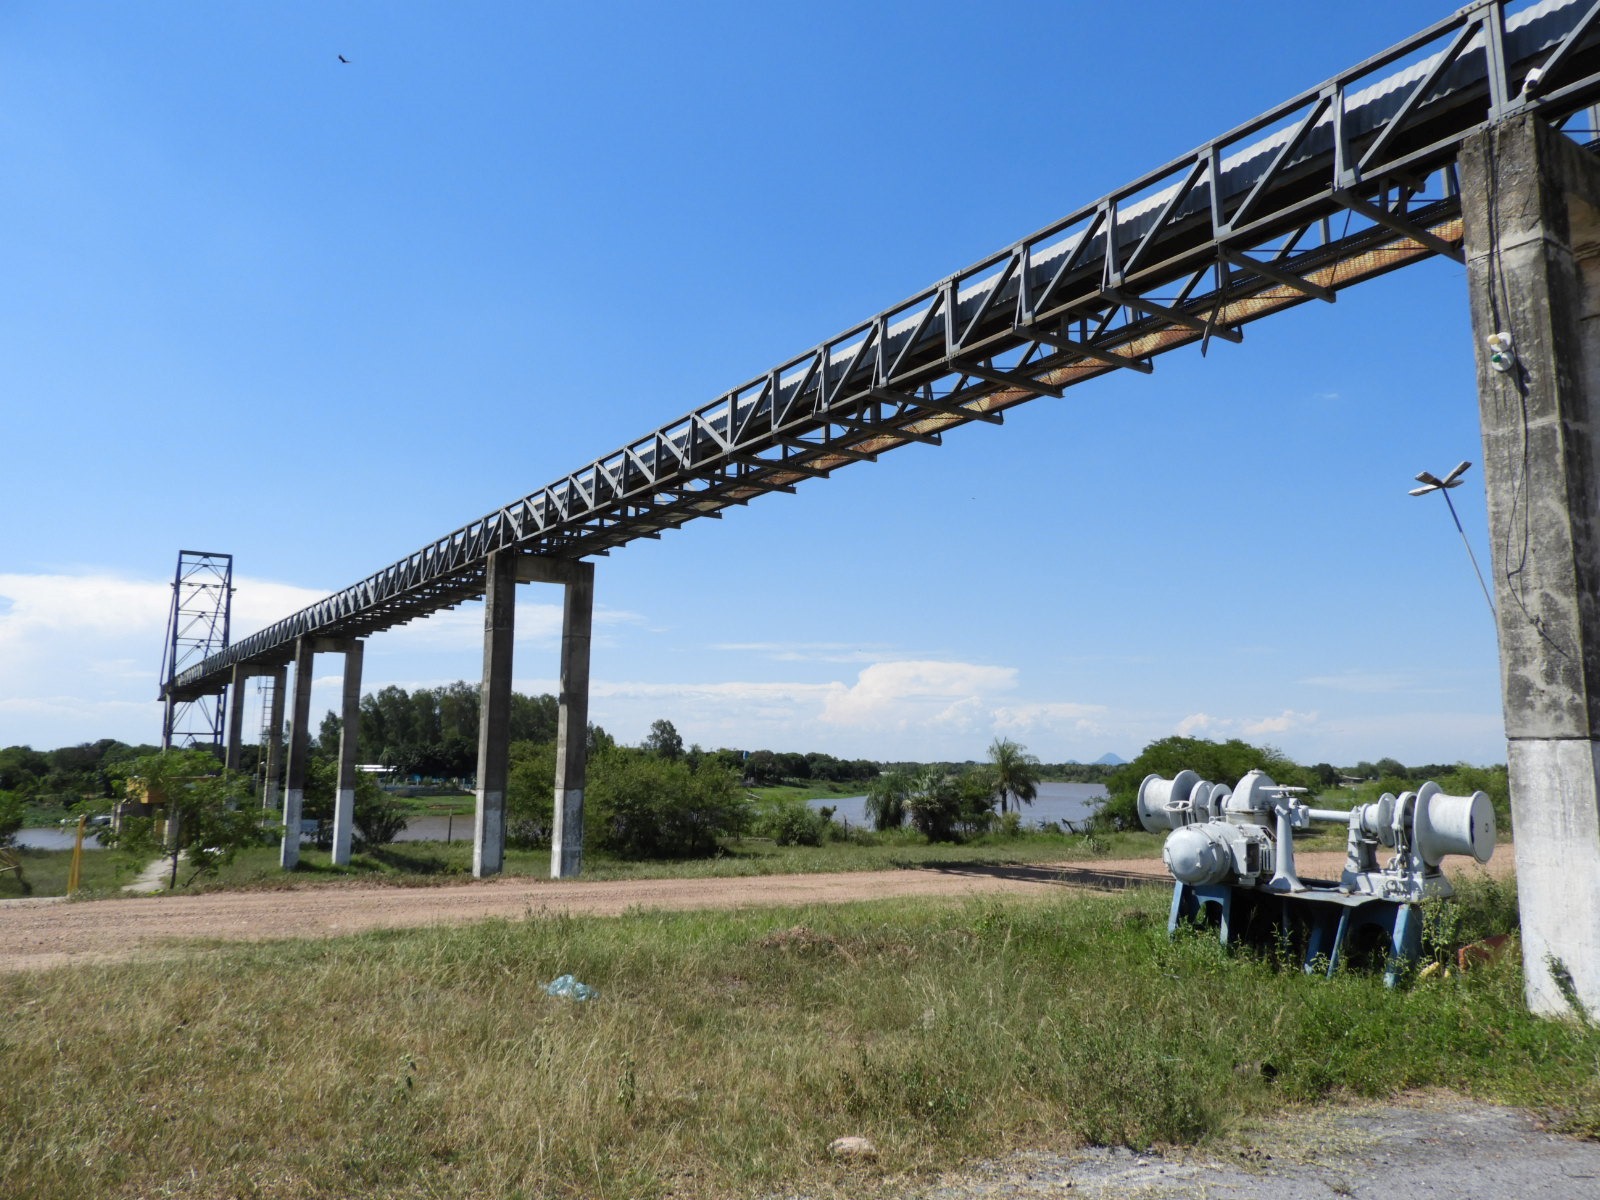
168 0 1600 703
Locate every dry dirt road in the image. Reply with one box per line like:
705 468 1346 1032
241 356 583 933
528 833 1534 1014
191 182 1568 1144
0 851 1510 975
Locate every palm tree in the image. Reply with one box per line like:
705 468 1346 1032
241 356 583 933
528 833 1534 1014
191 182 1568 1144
988 737 1040 815
863 768 912 831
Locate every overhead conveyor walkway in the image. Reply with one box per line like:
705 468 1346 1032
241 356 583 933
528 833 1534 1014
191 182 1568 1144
157 4 1600 1022
167 0 1600 701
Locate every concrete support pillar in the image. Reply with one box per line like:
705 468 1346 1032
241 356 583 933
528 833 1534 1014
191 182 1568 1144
225 664 249 772
280 638 315 870
330 640 364 866
1461 113 1600 1018
551 562 593 879
473 551 517 877
263 665 287 814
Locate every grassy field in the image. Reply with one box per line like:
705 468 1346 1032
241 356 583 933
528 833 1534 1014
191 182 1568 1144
385 792 476 817
2 877 1591 1200
0 844 141 898
183 826 1162 893
747 781 873 805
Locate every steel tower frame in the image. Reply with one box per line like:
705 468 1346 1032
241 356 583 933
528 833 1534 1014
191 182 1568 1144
159 550 234 750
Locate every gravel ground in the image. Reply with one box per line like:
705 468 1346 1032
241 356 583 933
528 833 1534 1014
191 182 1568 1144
832 1095 1600 1199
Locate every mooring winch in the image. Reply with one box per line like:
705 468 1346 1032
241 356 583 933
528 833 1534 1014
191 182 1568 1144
1137 769 1496 981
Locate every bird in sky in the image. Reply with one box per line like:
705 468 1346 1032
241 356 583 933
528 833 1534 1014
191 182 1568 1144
337 54 350 64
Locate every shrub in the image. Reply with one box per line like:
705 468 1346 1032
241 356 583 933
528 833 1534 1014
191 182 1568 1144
587 752 749 859
506 740 557 848
353 788 408 849
302 760 400 849
0 790 23 847
906 769 994 842
764 801 829 847
864 770 911 831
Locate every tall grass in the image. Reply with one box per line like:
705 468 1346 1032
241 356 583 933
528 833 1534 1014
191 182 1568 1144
171 827 1164 894
3 885 1595 1199
0 845 138 898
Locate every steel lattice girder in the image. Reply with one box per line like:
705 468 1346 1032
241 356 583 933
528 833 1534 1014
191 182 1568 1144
168 0 1600 700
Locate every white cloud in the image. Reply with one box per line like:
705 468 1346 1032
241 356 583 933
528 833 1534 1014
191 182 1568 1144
708 640 906 664
1241 709 1318 736
818 660 1016 728
1300 671 1428 694
1175 709 1318 739
572 659 1127 760
989 701 1108 739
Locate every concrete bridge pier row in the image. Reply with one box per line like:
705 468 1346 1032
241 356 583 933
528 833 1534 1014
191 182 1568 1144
472 551 517 878
546 558 593 879
329 639 364 866
1461 113 1600 1019
280 637 315 870
471 552 593 879
225 663 249 772
262 665 286 815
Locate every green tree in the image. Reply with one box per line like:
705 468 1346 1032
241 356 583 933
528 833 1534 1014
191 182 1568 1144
864 768 912 831
0 790 24 847
105 750 266 888
643 718 684 760
744 750 781 786
301 758 406 849
510 692 559 745
0 746 48 793
506 739 558 848
988 737 1041 814
906 767 971 842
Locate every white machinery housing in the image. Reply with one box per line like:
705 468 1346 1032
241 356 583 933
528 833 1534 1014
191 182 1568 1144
1138 769 1495 902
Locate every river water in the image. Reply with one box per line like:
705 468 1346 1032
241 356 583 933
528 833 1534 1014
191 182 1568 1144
807 780 1108 830
14 828 105 850
15 780 1108 851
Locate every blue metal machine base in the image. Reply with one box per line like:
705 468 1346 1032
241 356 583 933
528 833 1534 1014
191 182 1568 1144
1169 881 1422 986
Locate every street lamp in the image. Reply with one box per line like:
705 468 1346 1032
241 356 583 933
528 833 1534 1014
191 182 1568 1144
1409 460 1496 620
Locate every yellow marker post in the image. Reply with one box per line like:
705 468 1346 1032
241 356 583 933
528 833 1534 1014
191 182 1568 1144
66 814 86 894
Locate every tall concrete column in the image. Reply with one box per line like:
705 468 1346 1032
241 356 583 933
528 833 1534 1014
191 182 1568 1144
225 664 249 772
330 640 364 866
473 551 517 877
280 638 315 870
263 665 287 814
1461 113 1600 1018
551 562 593 879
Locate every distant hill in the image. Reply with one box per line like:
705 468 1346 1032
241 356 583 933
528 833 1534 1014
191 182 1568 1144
1092 752 1126 766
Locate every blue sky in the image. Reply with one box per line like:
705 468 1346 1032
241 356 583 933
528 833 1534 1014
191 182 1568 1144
1 0 1511 766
